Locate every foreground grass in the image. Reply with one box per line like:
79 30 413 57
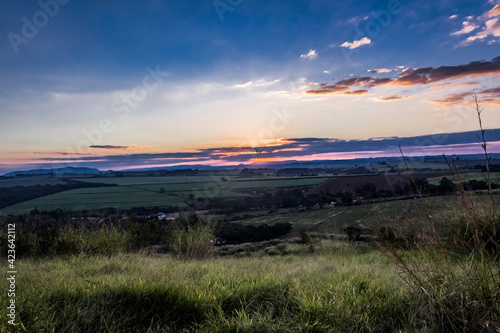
1 250 417 333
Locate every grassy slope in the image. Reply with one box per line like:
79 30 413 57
0 251 414 332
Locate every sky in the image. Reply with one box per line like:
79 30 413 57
1 0 500 174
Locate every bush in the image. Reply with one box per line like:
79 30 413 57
84 225 130 256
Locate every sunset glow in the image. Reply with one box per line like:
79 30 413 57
1 1 500 174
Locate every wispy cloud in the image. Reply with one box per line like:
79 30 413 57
300 49 317 59
451 5 500 45
451 20 479 35
340 37 371 50
90 145 142 150
343 89 368 95
430 87 500 105
379 95 408 101
367 68 398 74
232 79 281 89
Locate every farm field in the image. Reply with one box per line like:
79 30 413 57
228 195 460 235
0 175 68 187
0 175 331 215
427 170 500 185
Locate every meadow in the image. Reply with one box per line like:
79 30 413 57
0 175 330 215
1 186 499 332
0 248 423 332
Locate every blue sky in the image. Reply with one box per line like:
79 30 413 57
1 0 500 173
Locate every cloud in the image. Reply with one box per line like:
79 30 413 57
465 18 500 44
379 95 407 101
300 49 317 59
451 20 479 35
305 85 350 95
368 68 398 74
429 93 470 105
306 56 500 95
430 87 500 105
480 86 500 96
90 145 142 150
449 15 458 19
232 79 281 89
343 89 368 95
452 5 500 45
306 77 391 95
33 151 94 156
340 37 371 49
489 5 500 17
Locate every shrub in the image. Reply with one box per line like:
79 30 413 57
84 225 131 256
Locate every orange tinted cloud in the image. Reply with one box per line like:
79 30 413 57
429 93 469 105
306 56 500 95
344 89 368 95
305 85 349 94
251 157 285 163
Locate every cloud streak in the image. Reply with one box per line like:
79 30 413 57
431 87 500 105
90 145 142 150
379 95 407 101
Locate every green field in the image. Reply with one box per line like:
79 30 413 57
0 175 69 187
0 176 331 215
427 170 500 185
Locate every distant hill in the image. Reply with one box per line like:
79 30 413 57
3 167 101 177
